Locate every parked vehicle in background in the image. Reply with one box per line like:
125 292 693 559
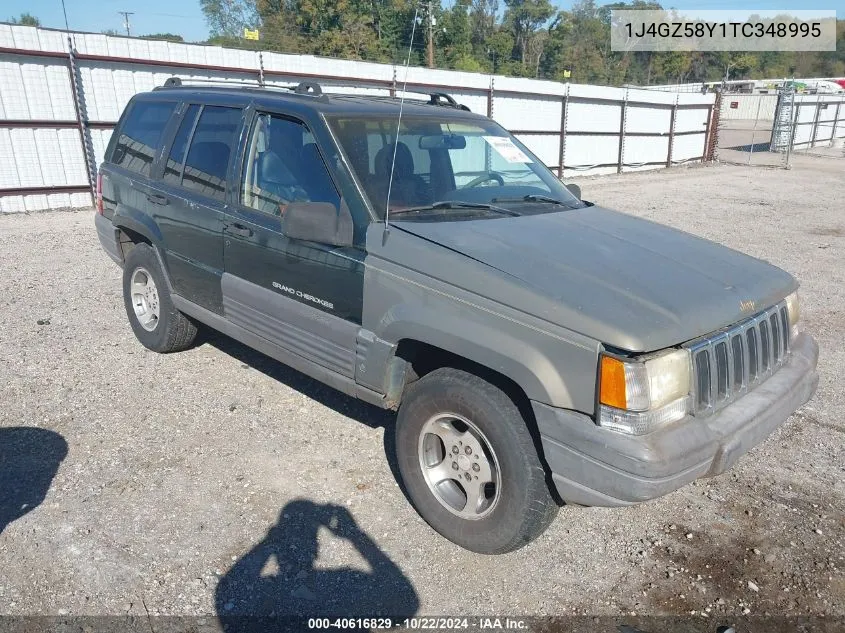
95 78 819 553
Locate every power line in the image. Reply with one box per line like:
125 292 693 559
118 11 134 36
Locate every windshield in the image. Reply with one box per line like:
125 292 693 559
328 115 582 220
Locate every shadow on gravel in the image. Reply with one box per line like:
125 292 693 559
215 499 419 631
0 427 68 535
200 330 406 492
723 141 772 153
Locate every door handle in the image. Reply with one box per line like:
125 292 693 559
146 193 169 206
226 223 253 237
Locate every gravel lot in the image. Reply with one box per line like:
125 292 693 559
0 155 843 628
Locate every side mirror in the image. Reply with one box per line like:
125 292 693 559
282 200 353 247
565 183 581 200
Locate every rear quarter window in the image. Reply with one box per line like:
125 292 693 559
110 100 177 177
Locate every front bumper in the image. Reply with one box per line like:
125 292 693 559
534 332 819 507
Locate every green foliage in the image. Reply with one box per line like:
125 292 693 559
200 0 259 38
9 12 40 26
193 0 845 85
141 33 185 42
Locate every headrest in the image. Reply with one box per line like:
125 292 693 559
258 150 296 187
375 142 414 179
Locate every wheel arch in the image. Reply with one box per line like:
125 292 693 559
394 338 536 421
113 207 164 251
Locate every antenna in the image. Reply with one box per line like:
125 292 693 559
384 5 420 233
60 0 71 31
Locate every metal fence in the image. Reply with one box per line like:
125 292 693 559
0 24 715 212
715 90 845 168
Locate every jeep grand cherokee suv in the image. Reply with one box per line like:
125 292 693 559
95 78 819 554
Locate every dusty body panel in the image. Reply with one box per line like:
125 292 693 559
362 223 601 412
392 207 798 353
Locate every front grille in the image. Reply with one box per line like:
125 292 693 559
685 301 791 417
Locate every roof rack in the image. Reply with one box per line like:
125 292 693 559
426 92 470 111
338 91 471 112
156 76 326 99
156 77 468 110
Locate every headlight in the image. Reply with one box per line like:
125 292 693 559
598 348 691 435
785 291 800 339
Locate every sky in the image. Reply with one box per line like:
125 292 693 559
3 0 842 44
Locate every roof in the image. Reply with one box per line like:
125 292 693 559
143 80 486 121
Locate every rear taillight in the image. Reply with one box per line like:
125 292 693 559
96 173 103 214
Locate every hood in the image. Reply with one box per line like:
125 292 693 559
393 206 797 351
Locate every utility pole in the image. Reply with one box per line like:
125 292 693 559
118 11 134 36
426 0 434 68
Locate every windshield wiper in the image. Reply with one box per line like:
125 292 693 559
390 200 519 217
492 194 572 206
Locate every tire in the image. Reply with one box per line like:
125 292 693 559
122 243 197 353
395 367 558 554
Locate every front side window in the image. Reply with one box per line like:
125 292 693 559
181 106 243 201
240 113 339 216
329 115 581 220
111 100 176 176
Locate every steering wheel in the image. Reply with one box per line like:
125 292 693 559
463 172 505 188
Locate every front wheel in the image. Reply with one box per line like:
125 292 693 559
395 368 558 554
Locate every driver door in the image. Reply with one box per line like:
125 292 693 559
222 110 365 379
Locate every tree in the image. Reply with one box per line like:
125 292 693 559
441 0 474 69
141 33 185 42
200 0 259 38
503 0 554 67
9 12 40 26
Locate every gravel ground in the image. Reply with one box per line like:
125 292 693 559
0 155 843 626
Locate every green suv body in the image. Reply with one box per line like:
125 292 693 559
95 80 819 553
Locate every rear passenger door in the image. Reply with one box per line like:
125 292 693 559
154 104 244 313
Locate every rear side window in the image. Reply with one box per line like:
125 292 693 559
163 104 200 185
181 106 242 201
111 101 177 177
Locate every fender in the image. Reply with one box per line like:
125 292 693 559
363 226 600 413
112 205 176 291
112 204 165 247
379 303 567 405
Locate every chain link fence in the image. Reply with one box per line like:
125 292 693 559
715 87 845 168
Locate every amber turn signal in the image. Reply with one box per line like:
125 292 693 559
599 355 627 409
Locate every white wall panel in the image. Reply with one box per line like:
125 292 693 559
567 101 621 133
9 128 43 186
624 136 669 165
57 129 88 185
0 60 30 118
34 129 67 185
494 96 560 131
45 64 76 120
675 108 709 134
10 25 40 50
565 135 620 168
672 133 707 161
0 130 19 187
0 24 16 49
626 105 672 134
514 134 560 166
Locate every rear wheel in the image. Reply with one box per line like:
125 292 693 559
122 243 197 353
395 368 558 554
